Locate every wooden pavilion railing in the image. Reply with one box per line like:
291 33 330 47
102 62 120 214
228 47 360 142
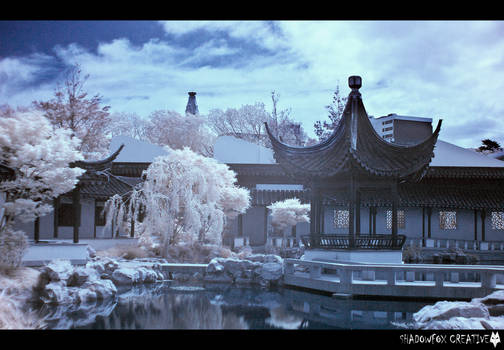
301 234 406 250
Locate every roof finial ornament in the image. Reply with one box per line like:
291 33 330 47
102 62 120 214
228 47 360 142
185 91 199 115
348 75 362 91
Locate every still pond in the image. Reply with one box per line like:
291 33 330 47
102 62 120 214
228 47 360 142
34 281 432 330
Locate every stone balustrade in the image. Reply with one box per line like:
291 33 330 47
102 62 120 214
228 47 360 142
406 238 504 251
283 258 504 299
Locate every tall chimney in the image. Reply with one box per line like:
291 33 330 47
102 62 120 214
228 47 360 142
185 91 199 115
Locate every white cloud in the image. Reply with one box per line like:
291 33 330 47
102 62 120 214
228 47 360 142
1 20 504 148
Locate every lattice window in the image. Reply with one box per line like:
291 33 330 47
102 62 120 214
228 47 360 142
386 210 405 229
334 209 349 229
439 211 457 230
491 212 504 230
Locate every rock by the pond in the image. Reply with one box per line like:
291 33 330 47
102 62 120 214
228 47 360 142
110 266 161 286
414 301 489 324
35 257 165 306
204 255 283 286
259 262 283 281
408 290 504 330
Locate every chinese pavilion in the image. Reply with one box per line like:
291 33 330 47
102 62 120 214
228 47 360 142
265 76 442 251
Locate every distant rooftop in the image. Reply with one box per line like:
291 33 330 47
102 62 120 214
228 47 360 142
373 113 432 123
214 135 275 164
109 135 168 163
431 140 504 168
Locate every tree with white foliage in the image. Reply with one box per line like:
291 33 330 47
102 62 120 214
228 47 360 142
267 198 310 249
103 146 250 257
0 106 84 266
207 94 311 148
33 64 111 160
144 110 216 157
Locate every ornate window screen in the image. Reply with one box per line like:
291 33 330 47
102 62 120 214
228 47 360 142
491 212 504 230
386 210 405 229
334 209 349 229
439 211 457 230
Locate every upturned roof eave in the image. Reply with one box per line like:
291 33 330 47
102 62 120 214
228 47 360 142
264 76 442 180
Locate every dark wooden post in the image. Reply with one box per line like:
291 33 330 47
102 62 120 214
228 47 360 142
373 207 378 235
348 177 355 248
355 188 361 236
72 186 80 243
320 202 325 234
369 206 373 235
422 207 425 247
391 182 398 245
264 207 269 245
129 205 135 238
53 197 59 238
427 207 432 239
481 210 486 242
238 214 243 237
309 185 322 246
34 217 40 243
316 194 322 234
130 217 135 238
474 209 478 241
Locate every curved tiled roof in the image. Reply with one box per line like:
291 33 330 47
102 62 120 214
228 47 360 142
265 76 442 181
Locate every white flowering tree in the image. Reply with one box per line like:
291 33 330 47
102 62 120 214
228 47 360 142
144 110 216 157
0 107 84 266
267 198 310 249
104 146 250 257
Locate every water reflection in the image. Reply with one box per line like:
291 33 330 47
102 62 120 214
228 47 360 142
37 282 431 330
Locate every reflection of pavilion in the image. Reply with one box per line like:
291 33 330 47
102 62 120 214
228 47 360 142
265 76 441 262
283 288 428 329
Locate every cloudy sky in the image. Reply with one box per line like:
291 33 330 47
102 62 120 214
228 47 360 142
1 20 504 148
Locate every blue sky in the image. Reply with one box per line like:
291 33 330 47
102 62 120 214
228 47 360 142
1 20 504 148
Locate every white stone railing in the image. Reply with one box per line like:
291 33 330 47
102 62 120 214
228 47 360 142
406 238 504 251
233 236 250 248
266 236 299 248
283 258 504 299
233 236 299 248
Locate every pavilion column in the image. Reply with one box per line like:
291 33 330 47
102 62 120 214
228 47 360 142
369 206 373 235
391 182 399 244
348 177 356 248
481 210 486 242
422 207 425 247
372 207 378 235
427 207 432 239
264 207 269 245
130 208 135 238
355 188 361 236
310 185 322 246
53 196 59 239
474 209 478 241
72 185 81 244
34 217 40 243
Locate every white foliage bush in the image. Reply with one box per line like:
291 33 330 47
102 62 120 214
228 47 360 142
267 198 310 248
104 146 250 257
0 228 28 268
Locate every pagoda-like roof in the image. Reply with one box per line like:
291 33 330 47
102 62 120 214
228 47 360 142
265 76 442 181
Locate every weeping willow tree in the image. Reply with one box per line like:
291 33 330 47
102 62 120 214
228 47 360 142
103 146 250 257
